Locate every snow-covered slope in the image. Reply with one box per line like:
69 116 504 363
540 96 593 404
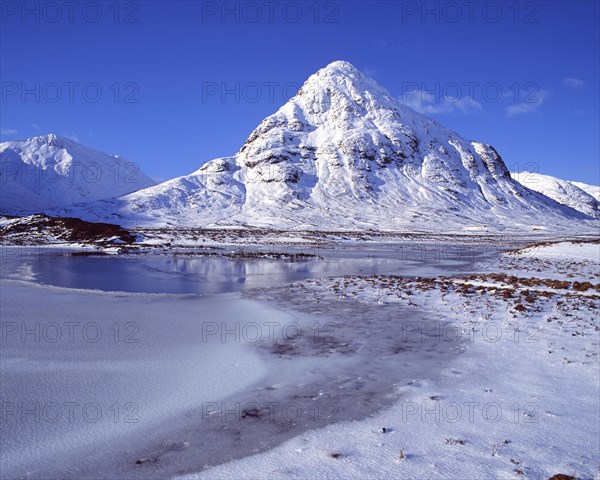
0 134 155 215
0 180 51 215
511 171 599 218
570 180 600 202
56 62 596 232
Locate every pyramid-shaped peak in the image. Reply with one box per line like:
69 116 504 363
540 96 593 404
25 133 74 148
295 60 384 100
277 59 420 129
311 61 368 85
320 60 362 75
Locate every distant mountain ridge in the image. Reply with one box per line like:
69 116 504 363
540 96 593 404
511 171 598 218
0 134 155 215
570 181 600 202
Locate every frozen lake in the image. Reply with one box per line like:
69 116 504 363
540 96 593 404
0 242 494 293
0 244 496 479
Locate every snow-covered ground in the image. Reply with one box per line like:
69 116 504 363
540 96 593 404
0 279 280 479
1 241 598 480
177 241 599 480
513 240 600 263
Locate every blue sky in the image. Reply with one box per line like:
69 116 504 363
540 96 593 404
1 0 598 184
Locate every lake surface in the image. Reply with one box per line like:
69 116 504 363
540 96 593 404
0 242 494 293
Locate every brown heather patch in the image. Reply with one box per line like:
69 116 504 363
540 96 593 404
548 474 576 480
572 281 593 292
327 274 598 312
0 214 137 245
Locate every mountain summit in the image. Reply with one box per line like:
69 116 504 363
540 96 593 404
0 134 155 214
11 62 599 232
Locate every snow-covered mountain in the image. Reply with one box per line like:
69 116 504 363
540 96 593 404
0 134 155 215
35 62 600 232
570 181 600 202
511 171 599 218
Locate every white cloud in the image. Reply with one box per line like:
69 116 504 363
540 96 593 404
0 128 18 136
563 77 585 88
400 90 482 115
505 90 548 117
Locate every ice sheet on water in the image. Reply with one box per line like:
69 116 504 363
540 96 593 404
0 280 271 479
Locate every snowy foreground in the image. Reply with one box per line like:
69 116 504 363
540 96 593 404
1 240 598 480
178 241 599 480
0 281 275 479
